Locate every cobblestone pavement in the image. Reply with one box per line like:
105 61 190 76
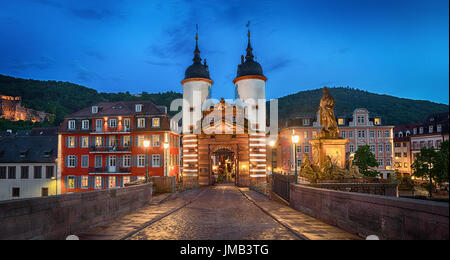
127 184 300 240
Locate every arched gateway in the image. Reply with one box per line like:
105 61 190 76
181 28 267 187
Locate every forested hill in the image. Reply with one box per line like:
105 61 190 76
275 87 449 126
0 75 182 129
1 74 448 130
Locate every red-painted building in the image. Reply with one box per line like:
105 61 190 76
58 101 180 194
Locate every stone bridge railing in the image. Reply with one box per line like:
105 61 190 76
0 183 152 240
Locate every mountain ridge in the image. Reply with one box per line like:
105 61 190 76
0 74 448 130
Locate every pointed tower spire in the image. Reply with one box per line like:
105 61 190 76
193 24 202 63
245 21 254 61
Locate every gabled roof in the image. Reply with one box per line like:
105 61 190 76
0 136 58 163
66 100 165 118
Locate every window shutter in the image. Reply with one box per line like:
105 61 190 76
73 176 77 188
64 176 69 189
64 156 68 168
74 137 77 148
119 156 122 167
74 156 78 167
135 136 139 147
79 137 83 147
106 136 110 147
104 176 109 189
78 176 82 188
101 136 105 147
133 155 137 167
88 176 94 189
117 177 121 188
65 137 68 148
119 177 123 187
149 155 152 167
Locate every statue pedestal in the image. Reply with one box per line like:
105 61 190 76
310 138 348 168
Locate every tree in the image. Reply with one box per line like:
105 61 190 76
353 145 379 177
411 147 437 198
433 140 449 184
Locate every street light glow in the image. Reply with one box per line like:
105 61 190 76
143 140 150 148
269 140 276 147
292 135 299 144
163 142 169 149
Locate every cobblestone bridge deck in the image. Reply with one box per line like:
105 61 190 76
77 184 360 240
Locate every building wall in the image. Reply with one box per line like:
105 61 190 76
60 117 180 194
394 141 412 176
0 163 58 201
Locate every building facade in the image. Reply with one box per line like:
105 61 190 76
58 100 180 194
394 112 449 176
276 108 395 177
0 95 53 122
0 135 58 201
181 29 267 187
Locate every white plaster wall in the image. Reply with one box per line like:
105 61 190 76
0 163 59 201
182 80 211 133
235 78 266 133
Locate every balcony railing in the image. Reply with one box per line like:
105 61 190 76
90 146 131 153
88 167 131 174
93 126 132 133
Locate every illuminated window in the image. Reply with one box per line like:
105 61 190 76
374 118 381 125
95 136 103 147
81 176 89 189
67 176 76 189
109 136 117 147
123 176 131 186
123 135 131 147
67 136 76 148
95 176 102 189
81 136 89 148
137 135 145 147
137 155 146 167
109 176 116 188
338 118 344 125
152 118 160 128
124 118 131 130
152 135 161 147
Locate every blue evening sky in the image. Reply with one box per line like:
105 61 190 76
0 0 448 104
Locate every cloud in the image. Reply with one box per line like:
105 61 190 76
264 57 292 74
74 63 101 82
84 50 107 61
4 56 54 70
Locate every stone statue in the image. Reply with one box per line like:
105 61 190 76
318 87 340 139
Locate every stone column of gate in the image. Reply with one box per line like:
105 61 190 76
182 134 199 188
249 133 267 187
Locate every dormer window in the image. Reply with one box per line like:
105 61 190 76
92 106 98 114
338 118 344 125
136 104 143 112
137 118 145 128
413 128 417 135
419 127 424 134
302 119 310 126
20 150 29 158
152 118 160 128
82 120 89 130
374 118 381 125
68 120 76 130
357 116 365 124
437 124 442 133
429 125 433 133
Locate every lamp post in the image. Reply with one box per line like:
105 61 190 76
143 139 150 183
163 142 169 176
269 140 276 174
292 135 300 184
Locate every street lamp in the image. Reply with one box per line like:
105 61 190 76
269 140 276 174
292 135 300 184
143 139 150 183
